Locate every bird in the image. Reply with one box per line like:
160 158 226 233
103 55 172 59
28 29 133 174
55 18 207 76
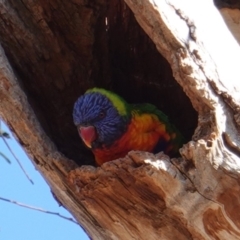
73 88 185 165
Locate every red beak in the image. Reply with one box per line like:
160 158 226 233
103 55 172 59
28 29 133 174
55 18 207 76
78 126 97 148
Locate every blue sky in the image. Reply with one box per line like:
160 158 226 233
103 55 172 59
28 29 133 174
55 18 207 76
0 122 89 240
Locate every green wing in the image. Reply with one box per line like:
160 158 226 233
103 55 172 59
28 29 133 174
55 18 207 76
131 103 169 122
130 103 185 156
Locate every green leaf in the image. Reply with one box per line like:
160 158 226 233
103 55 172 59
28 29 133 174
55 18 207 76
0 152 11 164
0 130 10 139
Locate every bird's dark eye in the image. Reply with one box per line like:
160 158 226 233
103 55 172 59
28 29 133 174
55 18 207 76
99 111 105 119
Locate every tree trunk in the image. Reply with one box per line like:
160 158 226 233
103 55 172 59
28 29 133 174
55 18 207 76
1 0 240 239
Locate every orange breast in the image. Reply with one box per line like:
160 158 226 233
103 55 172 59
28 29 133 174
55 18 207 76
93 113 171 165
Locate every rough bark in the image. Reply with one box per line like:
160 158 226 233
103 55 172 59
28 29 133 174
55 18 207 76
0 0 240 239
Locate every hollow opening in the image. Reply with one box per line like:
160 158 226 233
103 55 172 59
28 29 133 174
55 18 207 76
61 1 198 165
2 0 198 166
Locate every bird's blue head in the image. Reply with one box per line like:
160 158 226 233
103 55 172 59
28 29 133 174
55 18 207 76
73 88 130 149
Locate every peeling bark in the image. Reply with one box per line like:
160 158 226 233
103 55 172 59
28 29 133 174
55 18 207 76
1 0 240 239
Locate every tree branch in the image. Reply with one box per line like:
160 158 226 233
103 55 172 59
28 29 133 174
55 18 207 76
0 121 34 184
0 196 79 225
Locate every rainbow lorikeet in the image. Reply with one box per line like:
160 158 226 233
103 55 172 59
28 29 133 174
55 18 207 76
73 88 184 165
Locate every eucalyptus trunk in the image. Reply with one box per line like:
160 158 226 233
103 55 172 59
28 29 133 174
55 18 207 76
1 0 240 239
